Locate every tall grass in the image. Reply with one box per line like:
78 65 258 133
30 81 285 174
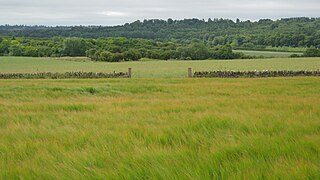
0 78 319 179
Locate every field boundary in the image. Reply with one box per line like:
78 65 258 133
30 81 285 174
193 70 320 78
0 72 130 79
1 68 320 79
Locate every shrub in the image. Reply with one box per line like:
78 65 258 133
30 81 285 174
303 48 320 57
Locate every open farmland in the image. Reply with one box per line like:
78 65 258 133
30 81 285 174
0 57 320 78
0 78 319 179
1 4 320 179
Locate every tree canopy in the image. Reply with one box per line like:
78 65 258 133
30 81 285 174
1 17 319 48
0 37 245 61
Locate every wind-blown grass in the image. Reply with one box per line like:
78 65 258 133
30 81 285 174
0 78 319 179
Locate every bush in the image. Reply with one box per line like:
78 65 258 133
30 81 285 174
63 38 88 56
9 45 24 56
290 54 301 58
303 48 320 57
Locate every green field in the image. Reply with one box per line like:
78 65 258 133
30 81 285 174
233 50 303 58
1 56 320 78
1 56 320 178
0 78 319 179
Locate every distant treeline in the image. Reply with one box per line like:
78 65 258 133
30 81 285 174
1 36 319 61
1 17 320 48
0 37 251 61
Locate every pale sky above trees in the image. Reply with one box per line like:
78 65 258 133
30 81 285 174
0 0 319 25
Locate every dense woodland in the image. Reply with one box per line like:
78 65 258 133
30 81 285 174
1 17 320 61
1 17 320 48
0 37 245 61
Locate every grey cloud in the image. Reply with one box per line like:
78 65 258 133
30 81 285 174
0 0 319 25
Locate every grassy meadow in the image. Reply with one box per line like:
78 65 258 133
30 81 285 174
0 56 320 78
0 55 320 178
0 78 320 179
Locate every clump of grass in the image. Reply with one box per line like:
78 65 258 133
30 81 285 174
49 86 110 94
46 104 97 112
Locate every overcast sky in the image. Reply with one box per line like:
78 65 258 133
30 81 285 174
0 0 319 26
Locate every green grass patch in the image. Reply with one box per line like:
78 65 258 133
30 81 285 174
0 78 319 179
0 56 320 78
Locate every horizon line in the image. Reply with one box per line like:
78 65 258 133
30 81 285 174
1 16 318 27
